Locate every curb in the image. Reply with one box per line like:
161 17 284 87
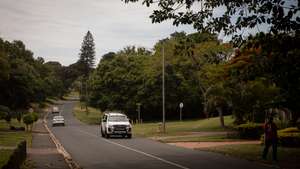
43 111 82 169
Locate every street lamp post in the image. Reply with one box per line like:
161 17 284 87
162 45 166 133
136 103 141 123
179 102 184 121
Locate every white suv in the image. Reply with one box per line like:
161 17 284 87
100 112 132 138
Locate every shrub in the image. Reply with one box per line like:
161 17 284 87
261 127 300 147
16 112 22 123
235 123 264 139
22 114 34 131
4 113 11 124
31 112 39 122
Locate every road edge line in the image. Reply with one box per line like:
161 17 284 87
43 110 82 169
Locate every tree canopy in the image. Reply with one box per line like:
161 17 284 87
124 0 300 43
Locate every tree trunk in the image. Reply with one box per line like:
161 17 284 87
216 107 225 128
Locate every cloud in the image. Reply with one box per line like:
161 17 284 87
0 0 195 66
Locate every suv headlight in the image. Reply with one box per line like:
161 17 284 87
126 125 131 132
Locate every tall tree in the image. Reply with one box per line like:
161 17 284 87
78 31 96 77
78 31 96 112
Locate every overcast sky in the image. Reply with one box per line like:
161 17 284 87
0 0 197 66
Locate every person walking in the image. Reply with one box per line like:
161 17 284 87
262 117 278 161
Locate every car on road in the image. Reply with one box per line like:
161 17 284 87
52 115 65 126
52 106 59 114
100 112 132 138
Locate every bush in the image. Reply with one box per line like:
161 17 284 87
31 112 39 122
22 114 34 131
261 127 300 147
235 123 264 139
2 141 26 169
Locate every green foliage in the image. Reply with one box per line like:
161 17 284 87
31 112 38 122
226 33 300 124
78 31 96 78
124 0 299 44
0 105 10 120
229 78 281 123
88 32 228 120
22 114 34 131
0 37 72 110
235 123 264 139
261 127 300 147
16 112 22 123
4 113 11 124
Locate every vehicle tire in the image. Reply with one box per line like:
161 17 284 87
105 130 110 138
127 134 132 139
101 128 105 137
106 134 110 138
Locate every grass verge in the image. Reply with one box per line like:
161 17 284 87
0 149 14 168
133 116 234 137
73 102 103 124
160 135 240 143
198 144 300 169
0 119 32 147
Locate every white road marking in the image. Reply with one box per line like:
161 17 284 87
77 129 190 169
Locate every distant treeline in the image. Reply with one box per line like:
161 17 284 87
0 38 80 111
87 31 300 124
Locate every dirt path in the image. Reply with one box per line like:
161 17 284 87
169 141 261 149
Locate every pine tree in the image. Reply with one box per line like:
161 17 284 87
78 31 95 78
78 31 95 113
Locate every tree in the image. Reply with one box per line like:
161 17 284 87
124 0 299 43
23 114 34 131
78 31 96 77
77 31 96 112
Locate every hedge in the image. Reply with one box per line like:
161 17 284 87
235 123 264 139
1 141 26 169
261 127 300 147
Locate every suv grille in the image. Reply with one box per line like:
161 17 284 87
113 125 127 131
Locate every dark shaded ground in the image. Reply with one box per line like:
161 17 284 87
28 119 69 169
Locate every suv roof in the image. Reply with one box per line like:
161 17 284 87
104 112 125 116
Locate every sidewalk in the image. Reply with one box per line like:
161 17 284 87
28 119 69 169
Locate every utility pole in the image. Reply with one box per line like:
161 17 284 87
162 45 166 133
179 102 184 121
136 103 141 123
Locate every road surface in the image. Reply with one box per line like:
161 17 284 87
47 100 272 169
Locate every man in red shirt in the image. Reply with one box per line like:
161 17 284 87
262 117 278 161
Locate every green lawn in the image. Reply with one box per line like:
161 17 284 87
160 135 239 143
133 116 234 137
73 102 103 124
0 119 31 169
0 149 13 168
0 119 25 130
199 144 300 169
0 119 32 147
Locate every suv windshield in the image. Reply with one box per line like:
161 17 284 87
108 115 127 122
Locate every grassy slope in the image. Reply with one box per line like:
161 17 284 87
0 119 32 168
161 135 239 143
73 102 103 124
0 149 13 168
199 144 300 169
0 119 32 147
72 103 235 138
133 116 234 137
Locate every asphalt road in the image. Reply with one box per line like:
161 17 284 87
47 100 272 169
